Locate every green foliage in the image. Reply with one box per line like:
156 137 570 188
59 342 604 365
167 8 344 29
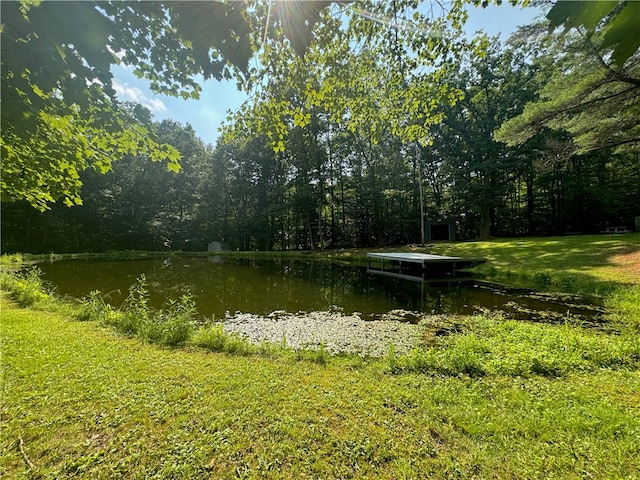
295 343 333 365
496 14 640 156
76 290 112 322
225 0 480 151
8 2 637 247
0 253 25 267
607 286 640 332
0 0 335 210
390 315 640 377
389 334 489 376
546 0 640 67
0 266 50 307
1 2 187 210
143 292 196 347
82 275 194 347
192 324 256 356
3 0 483 210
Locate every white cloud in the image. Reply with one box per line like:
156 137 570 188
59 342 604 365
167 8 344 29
112 79 167 114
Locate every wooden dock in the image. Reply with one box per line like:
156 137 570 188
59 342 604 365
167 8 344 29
367 252 485 279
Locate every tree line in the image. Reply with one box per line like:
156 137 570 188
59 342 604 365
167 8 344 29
2 1 638 253
3 29 638 253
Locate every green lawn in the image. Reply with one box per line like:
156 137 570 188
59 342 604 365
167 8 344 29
431 233 640 289
2 234 640 478
315 233 640 294
2 296 640 479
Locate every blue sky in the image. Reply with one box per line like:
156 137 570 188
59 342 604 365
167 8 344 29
112 3 543 146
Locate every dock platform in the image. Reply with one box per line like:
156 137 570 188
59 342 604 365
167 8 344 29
367 252 485 278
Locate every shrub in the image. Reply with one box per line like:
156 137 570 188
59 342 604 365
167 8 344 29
0 253 24 267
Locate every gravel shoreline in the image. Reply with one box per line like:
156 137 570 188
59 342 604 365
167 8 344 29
219 309 431 357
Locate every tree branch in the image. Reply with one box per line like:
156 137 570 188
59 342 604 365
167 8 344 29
579 27 640 87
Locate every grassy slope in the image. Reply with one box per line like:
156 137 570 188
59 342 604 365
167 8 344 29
2 297 640 479
316 233 640 294
433 234 640 288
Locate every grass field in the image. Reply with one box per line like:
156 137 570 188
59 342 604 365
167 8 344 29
2 298 640 479
2 234 640 478
316 233 640 294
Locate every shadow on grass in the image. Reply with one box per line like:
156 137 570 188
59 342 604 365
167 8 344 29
342 233 640 295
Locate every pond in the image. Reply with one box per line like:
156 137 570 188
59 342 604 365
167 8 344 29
38 256 604 324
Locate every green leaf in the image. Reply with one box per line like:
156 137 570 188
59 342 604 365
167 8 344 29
170 2 252 77
547 0 617 32
546 1 640 66
601 1 640 67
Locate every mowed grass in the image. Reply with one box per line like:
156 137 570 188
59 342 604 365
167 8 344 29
431 233 640 291
2 296 640 479
317 233 640 294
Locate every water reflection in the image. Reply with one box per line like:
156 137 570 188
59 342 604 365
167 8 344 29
38 257 604 322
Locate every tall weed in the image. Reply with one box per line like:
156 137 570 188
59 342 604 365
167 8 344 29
77 290 111 322
89 275 195 347
0 267 51 307
142 292 196 347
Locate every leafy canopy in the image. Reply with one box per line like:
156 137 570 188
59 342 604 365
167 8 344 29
223 0 489 150
546 0 640 67
496 9 640 155
0 0 363 209
2 0 511 210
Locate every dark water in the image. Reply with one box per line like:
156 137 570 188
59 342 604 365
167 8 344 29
37 257 605 322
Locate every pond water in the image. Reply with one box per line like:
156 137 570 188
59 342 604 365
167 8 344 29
38 257 605 324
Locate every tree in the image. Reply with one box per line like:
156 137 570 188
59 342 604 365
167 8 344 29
546 0 640 67
2 2 183 209
1 0 337 210
225 0 480 151
496 13 640 156
421 42 541 238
